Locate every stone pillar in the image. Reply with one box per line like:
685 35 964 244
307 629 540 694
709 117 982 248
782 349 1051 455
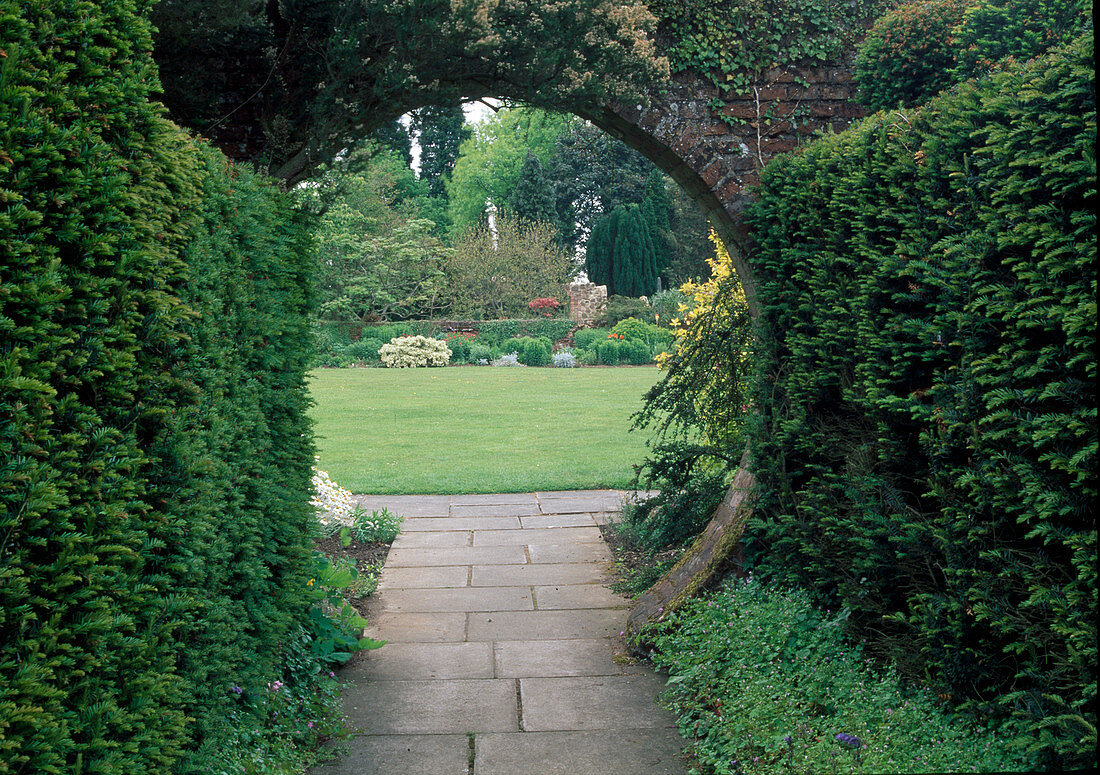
566 282 607 326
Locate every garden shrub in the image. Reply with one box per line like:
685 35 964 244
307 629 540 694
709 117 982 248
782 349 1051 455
469 342 493 363
552 350 577 368
0 3 323 771
344 337 383 362
573 327 612 351
378 335 451 367
595 339 623 365
645 578 1036 774
596 294 653 327
516 337 553 367
854 0 975 111
952 0 1092 81
611 317 673 354
443 332 475 363
744 35 1096 768
649 288 692 327
855 0 1093 111
364 322 413 342
492 352 523 367
621 338 652 365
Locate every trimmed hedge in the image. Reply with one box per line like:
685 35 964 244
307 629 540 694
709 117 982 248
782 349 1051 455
744 34 1095 768
1 2 316 771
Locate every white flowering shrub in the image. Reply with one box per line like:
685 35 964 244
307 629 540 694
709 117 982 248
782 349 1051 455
491 352 523 367
310 464 357 532
378 335 451 368
552 349 576 368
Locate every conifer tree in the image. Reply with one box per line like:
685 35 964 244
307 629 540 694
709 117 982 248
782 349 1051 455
641 169 672 281
412 104 469 199
585 212 614 289
510 152 559 231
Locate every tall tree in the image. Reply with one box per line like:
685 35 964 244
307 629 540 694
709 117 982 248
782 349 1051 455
375 119 413 168
447 107 574 237
509 152 558 228
586 203 660 296
411 104 470 199
641 169 673 284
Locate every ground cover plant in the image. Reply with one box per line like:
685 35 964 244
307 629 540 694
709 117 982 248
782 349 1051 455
308 367 660 493
644 578 1037 774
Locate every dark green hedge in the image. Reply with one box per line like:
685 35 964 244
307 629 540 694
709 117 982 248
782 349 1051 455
744 34 1095 768
1 1 315 771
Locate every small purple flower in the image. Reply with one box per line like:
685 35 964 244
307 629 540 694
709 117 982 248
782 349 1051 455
784 734 793 747
231 685 243 695
835 732 862 749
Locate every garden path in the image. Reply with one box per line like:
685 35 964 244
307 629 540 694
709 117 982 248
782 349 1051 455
310 490 687 775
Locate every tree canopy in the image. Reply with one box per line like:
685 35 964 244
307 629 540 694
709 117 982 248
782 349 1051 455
150 0 666 184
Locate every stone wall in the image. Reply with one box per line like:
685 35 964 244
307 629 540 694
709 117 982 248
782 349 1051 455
566 283 608 327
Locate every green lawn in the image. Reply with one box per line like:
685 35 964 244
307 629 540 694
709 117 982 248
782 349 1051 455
308 366 661 493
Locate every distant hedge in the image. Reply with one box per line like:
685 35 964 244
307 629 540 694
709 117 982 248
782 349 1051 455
745 34 1095 768
1 1 315 772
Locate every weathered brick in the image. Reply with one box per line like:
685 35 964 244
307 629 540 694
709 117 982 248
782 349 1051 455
700 120 733 136
720 102 759 120
760 137 798 154
754 85 787 101
699 160 726 188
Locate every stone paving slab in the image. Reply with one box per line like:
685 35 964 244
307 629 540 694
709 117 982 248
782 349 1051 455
391 530 472 548
344 678 519 734
402 516 522 532
386 545 527 567
475 730 686 775
312 734 470 775
534 584 628 610
376 586 533 614
467 609 626 641
364 612 467 642
532 496 622 514
528 542 612 564
377 565 469 589
520 513 598 529
356 495 452 517
493 638 640 678
471 561 607 587
452 502 542 517
314 490 685 775
353 642 494 680
472 526 603 546
520 675 674 732
453 493 539 506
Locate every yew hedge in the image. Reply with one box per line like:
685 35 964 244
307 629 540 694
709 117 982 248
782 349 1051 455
1 1 316 772
743 33 1095 768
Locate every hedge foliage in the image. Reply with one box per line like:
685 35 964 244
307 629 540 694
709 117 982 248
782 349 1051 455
744 34 1095 768
854 0 1093 111
1 1 316 771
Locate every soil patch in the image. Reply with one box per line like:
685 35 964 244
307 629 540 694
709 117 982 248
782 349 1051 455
314 536 391 619
598 521 684 599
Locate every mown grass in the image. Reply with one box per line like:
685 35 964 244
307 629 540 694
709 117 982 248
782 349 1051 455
308 366 661 493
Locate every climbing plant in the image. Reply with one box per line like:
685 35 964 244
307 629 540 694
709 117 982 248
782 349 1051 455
646 0 881 92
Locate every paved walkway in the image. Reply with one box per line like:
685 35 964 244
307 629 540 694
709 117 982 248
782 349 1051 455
311 491 686 775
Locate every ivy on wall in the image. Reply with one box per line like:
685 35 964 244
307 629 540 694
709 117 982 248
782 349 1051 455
647 0 883 91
